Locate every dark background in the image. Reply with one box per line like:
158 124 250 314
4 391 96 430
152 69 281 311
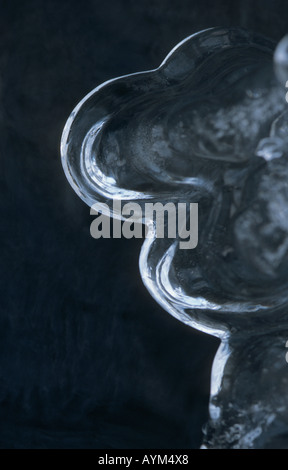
1 0 288 449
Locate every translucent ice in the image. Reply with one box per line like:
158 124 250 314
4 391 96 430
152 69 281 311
61 28 288 448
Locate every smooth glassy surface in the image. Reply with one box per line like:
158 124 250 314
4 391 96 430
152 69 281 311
61 28 288 448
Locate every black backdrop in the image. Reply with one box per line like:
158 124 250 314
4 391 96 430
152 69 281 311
1 0 288 449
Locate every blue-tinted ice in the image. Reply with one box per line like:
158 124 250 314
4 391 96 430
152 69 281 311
61 28 288 448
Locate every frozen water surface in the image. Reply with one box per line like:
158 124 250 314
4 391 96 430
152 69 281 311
61 28 288 448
